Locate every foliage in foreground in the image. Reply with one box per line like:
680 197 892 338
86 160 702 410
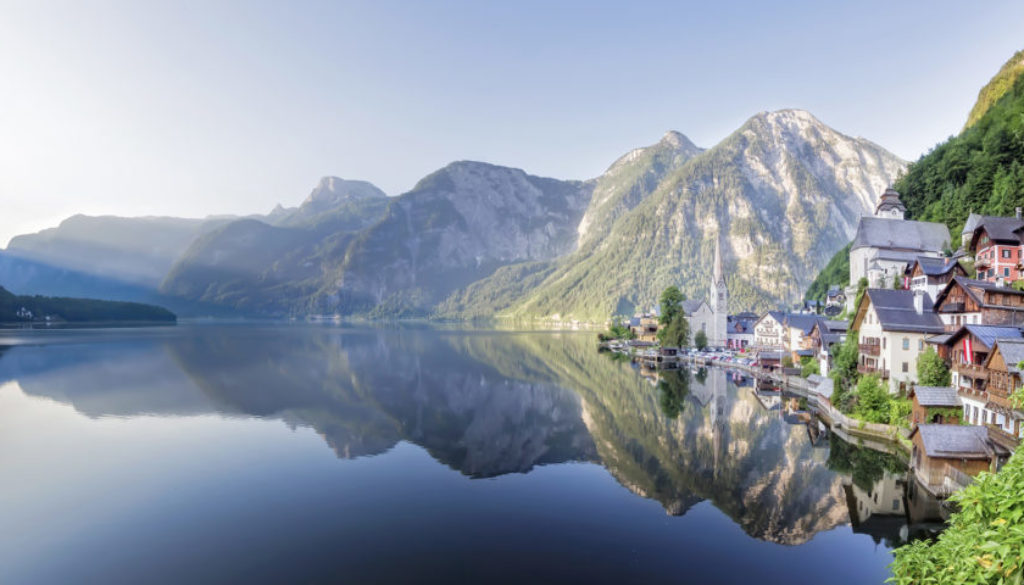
890 451 1024 584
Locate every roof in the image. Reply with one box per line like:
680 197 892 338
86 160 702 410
971 216 1024 247
874 187 906 215
796 349 815 357
961 212 983 236
907 256 963 277
681 299 707 314
912 424 992 459
812 376 834 399
827 285 842 296
962 325 1024 350
851 217 951 253
784 313 821 334
935 276 1024 311
990 339 1024 374
823 320 848 332
734 311 759 319
912 386 960 408
860 289 945 333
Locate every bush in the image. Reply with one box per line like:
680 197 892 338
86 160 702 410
917 347 951 387
888 398 913 429
693 329 707 350
890 451 1024 584
854 375 890 424
800 355 820 378
782 355 795 368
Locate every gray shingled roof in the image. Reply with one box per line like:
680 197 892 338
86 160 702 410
913 386 960 407
911 256 962 276
961 213 982 236
865 289 945 333
962 325 1024 349
784 313 821 334
914 424 992 459
973 216 1024 244
852 217 951 253
824 320 848 332
681 299 706 314
992 339 1024 374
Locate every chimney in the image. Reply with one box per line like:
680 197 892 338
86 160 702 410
913 289 924 315
1017 207 1022 220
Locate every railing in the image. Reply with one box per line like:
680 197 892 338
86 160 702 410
858 343 881 356
955 363 989 381
939 463 976 498
857 364 889 378
986 423 1021 451
940 302 966 313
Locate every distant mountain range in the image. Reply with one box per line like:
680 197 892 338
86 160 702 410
1 109 904 320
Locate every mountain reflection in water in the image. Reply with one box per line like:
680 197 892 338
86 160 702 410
0 325 940 584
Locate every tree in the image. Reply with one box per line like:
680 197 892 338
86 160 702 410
694 329 707 350
917 347 951 386
854 375 890 423
800 356 820 378
658 313 690 348
659 286 685 325
829 330 861 413
852 277 869 317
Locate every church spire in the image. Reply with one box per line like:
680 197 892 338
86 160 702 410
713 237 724 285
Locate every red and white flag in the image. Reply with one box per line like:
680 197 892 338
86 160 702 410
963 336 974 364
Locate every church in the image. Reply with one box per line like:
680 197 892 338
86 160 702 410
683 239 728 347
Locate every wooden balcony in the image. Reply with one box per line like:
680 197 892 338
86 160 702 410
939 301 966 313
954 363 989 381
857 364 889 379
859 343 880 356
975 256 991 270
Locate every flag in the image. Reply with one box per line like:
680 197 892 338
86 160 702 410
963 336 973 364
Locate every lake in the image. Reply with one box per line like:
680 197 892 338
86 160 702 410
0 325 941 584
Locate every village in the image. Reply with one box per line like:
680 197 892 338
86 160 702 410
604 188 1024 501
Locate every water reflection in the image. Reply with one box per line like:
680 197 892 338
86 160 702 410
0 325 947 583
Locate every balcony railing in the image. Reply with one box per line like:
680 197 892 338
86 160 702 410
858 343 880 356
857 364 889 379
975 256 991 270
955 363 989 381
940 302 966 313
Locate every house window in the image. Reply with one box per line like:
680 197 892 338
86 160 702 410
1005 268 1011 277
1003 249 1012 258
902 362 908 373
918 340 924 351
883 338 886 349
892 499 900 511
902 338 909 350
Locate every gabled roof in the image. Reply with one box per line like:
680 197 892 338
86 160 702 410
905 256 965 277
681 299 708 314
783 313 821 334
851 217 951 253
961 213 983 236
912 424 992 460
934 276 1024 310
986 338 1024 374
856 289 944 334
943 324 1024 352
911 386 960 408
757 311 786 327
823 320 849 332
970 216 1024 249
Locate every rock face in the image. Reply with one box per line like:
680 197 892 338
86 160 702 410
318 162 593 316
461 109 905 319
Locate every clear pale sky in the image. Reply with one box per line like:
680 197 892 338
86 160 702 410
2 0 1023 246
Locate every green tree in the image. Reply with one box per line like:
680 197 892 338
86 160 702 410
852 277 869 317
658 286 685 325
800 355 820 378
854 375 890 423
694 329 707 350
658 313 690 348
829 330 860 413
916 347 951 386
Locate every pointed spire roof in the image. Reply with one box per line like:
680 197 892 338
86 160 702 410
713 237 725 285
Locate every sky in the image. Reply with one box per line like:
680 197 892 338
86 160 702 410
1 0 1023 246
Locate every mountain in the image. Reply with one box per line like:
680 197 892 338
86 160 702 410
446 110 904 320
897 55 1024 236
5 215 221 288
6 111 903 320
309 162 593 317
159 177 390 315
965 49 1024 130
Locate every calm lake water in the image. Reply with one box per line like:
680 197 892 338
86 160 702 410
0 325 940 584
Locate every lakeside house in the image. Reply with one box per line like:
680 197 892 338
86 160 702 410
806 318 848 376
753 311 786 350
909 386 961 426
979 338 1024 437
909 424 1008 496
851 289 945 394
942 325 1023 427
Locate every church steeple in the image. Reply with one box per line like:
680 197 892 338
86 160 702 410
713 237 725 286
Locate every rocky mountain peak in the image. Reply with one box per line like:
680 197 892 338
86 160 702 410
302 177 387 209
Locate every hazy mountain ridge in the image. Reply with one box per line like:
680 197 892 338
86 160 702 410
3 110 903 319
